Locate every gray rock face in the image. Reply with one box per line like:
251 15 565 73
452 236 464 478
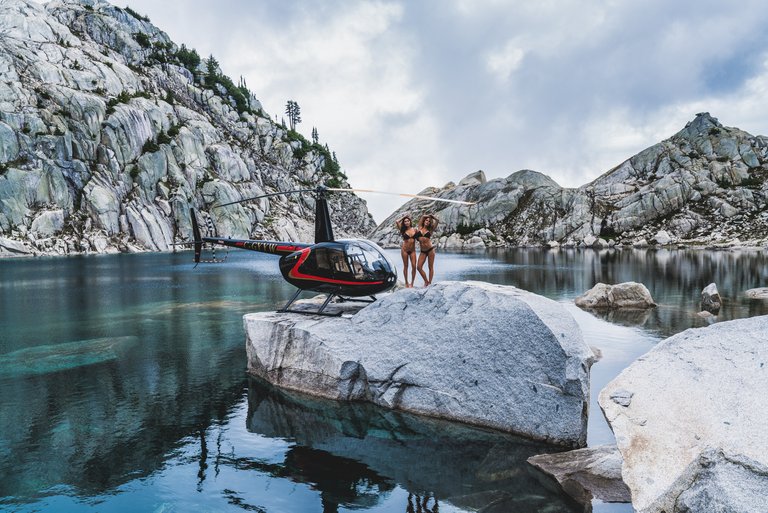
0 0 374 256
599 315 768 512
527 445 631 504
244 281 595 447
575 282 656 309
700 282 722 313
745 287 768 299
370 113 768 249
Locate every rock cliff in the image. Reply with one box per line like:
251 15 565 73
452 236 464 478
0 0 375 256
371 113 768 249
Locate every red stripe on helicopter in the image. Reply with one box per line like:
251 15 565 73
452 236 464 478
289 248 384 286
277 245 303 252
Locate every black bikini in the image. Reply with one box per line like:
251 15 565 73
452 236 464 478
416 230 434 253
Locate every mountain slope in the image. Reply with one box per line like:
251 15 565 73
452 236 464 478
371 113 768 248
0 0 375 256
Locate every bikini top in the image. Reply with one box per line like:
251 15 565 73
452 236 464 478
402 231 416 241
416 230 432 239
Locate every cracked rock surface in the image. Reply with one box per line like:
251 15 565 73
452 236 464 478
244 281 595 448
0 0 374 257
599 315 768 512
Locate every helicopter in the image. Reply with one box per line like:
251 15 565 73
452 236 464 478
189 185 475 316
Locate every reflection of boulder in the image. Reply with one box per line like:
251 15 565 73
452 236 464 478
585 307 653 327
245 281 594 447
600 315 768 512
575 282 656 309
246 378 584 513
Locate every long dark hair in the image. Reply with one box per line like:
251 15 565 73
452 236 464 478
399 216 412 234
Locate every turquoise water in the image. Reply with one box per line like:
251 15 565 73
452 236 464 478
1 248 766 512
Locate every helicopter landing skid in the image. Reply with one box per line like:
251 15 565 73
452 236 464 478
336 295 377 303
277 290 343 317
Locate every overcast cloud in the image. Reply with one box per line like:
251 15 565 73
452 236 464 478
120 0 768 222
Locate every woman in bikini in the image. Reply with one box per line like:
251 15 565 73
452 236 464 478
416 214 439 286
396 215 418 287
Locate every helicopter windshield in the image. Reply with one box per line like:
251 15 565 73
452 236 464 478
300 241 393 282
344 241 390 279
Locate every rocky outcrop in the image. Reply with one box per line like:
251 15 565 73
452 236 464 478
599 315 768 512
527 445 631 505
745 287 768 299
370 113 768 248
0 0 374 256
244 281 596 447
574 282 656 309
700 282 722 313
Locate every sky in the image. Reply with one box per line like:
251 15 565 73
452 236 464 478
115 0 768 222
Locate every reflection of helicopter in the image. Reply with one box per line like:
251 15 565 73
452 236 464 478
190 185 473 316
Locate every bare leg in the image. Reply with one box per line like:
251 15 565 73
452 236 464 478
427 251 436 285
409 252 417 286
417 252 429 286
401 249 410 287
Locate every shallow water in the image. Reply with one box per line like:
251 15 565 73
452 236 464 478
0 248 766 512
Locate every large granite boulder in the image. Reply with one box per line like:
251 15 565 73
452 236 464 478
575 282 656 309
599 315 768 512
244 281 596 447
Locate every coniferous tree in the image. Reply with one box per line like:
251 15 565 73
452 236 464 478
311 126 318 144
205 55 219 87
285 100 302 131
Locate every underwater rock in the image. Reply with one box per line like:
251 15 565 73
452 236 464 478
244 281 595 447
0 336 138 377
599 315 768 512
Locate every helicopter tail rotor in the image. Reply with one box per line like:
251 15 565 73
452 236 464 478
190 208 203 264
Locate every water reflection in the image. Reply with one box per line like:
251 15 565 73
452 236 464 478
0 248 765 512
245 377 585 513
431 248 768 337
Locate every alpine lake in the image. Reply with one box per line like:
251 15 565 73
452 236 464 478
1 247 767 513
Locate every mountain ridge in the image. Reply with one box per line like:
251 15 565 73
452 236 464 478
371 112 768 249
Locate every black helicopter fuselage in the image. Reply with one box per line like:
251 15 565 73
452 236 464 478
199 235 396 297
191 188 396 310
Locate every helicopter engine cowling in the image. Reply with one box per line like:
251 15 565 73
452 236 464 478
278 240 397 297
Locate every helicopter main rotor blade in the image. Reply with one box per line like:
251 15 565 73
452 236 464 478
326 188 477 205
212 188 317 208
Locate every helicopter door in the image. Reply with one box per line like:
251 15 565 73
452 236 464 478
309 247 353 280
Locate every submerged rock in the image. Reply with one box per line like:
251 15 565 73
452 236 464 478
244 281 595 447
599 315 768 512
575 282 656 309
527 445 631 504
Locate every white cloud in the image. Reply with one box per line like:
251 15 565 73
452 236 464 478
119 0 768 222
486 41 524 81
